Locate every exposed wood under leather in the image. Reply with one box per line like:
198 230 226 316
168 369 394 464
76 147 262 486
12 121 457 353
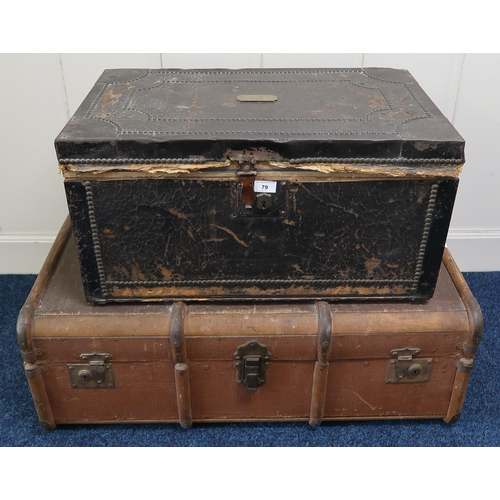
60 160 463 179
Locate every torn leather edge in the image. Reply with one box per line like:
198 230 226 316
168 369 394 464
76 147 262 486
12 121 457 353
60 160 463 178
59 160 232 175
269 161 463 178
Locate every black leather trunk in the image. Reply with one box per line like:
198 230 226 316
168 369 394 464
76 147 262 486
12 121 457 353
56 68 464 303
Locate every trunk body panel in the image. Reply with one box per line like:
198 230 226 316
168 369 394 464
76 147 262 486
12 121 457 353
18 224 481 427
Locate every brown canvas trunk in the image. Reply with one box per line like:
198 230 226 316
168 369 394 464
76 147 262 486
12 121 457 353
18 219 483 429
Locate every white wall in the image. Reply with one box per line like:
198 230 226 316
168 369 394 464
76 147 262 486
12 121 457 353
1 53 498 273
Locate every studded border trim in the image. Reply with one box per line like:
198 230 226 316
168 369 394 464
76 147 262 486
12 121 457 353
105 278 414 287
59 158 209 165
410 182 439 293
84 181 108 298
60 157 462 165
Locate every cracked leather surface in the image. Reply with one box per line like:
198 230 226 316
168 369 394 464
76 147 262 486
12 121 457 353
64 177 457 301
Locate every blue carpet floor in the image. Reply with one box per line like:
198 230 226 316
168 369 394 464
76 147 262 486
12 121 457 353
1 272 499 447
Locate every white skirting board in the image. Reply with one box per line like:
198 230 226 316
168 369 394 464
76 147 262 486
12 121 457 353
0 235 57 274
1 230 499 274
445 230 500 272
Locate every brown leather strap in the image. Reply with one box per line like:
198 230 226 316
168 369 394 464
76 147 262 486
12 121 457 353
309 361 330 427
170 302 187 363
444 368 471 423
309 301 332 427
170 303 192 428
24 363 56 430
174 363 193 429
317 301 332 363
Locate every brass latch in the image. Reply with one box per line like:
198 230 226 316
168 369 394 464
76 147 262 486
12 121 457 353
386 347 432 384
234 341 271 394
68 352 115 388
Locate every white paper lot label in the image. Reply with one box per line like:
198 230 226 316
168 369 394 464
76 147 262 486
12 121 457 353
254 181 277 193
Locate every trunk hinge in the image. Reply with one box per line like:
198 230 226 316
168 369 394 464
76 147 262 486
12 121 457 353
309 301 332 427
169 302 192 429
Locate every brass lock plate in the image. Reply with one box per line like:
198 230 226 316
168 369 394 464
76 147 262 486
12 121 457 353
68 352 115 388
386 347 432 384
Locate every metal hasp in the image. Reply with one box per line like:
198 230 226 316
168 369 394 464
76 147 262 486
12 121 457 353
236 159 258 208
234 341 271 394
68 352 115 388
386 347 432 384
